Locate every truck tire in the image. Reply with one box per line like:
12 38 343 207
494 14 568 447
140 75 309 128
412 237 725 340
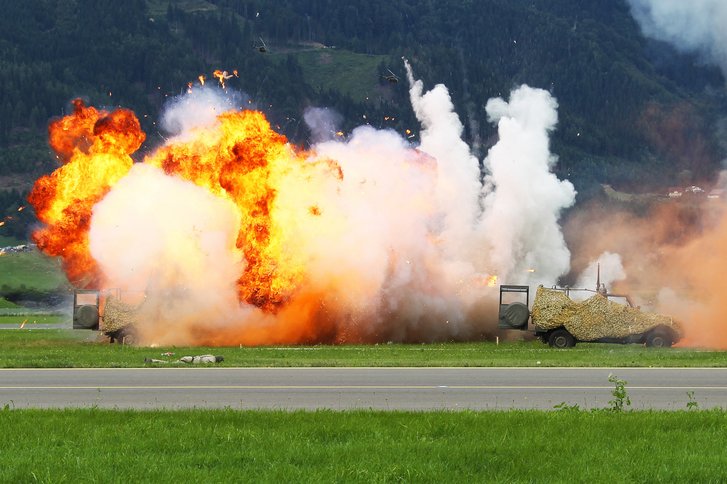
645 327 674 348
548 328 576 348
74 305 99 329
502 302 530 329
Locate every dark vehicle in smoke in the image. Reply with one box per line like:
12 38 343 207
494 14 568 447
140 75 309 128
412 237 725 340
73 289 142 344
498 284 681 348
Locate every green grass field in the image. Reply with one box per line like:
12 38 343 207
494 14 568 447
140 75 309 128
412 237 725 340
273 49 387 102
0 315 67 325
0 297 18 308
1 408 726 482
0 249 69 291
1 329 726 368
0 235 22 246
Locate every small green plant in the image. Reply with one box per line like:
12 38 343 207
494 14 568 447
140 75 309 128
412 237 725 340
553 401 581 411
608 373 631 412
686 391 699 410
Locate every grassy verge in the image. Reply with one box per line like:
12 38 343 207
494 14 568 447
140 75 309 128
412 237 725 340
0 315 67 325
1 408 726 482
1 329 726 368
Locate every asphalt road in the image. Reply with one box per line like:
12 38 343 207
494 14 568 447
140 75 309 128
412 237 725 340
2 367 726 410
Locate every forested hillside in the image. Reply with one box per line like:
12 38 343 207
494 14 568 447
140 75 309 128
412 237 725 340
1 0 725 239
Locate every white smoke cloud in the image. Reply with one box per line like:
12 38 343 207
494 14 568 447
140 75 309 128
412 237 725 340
86 62 577 344
627 0 727 76
405 60 483 270
575 251 626 291
161 86 247 137
479 85 576 285
89 163 245 340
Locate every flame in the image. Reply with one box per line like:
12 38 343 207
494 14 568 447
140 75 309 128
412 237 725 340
28 99 144 286
486 275 498 287
144 109 324 310
198 75 205 86
213 70 225 88
29 96 354 335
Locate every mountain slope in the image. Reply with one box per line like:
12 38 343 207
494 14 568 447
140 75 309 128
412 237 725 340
0 0 724 237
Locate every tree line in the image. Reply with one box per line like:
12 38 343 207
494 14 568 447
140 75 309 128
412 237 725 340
0 0 724 239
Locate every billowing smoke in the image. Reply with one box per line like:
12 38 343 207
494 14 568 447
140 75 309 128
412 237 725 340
575 251 626 291
161 86 247 137
89 163 246 342
627 0 727 76
479 86 576 285
58 64 576 346
303 107 343 143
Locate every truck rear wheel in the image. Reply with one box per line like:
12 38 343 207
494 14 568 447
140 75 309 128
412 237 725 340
548 329 576 348
645 327 674 348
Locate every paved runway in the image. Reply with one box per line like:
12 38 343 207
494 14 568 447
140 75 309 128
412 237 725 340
1 367 725 410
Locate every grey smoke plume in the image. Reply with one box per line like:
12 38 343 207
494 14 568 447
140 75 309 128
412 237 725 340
303 107 343 143
627 0 727 76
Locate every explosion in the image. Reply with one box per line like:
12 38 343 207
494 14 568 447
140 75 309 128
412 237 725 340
29 99 145 285
30 66 576 346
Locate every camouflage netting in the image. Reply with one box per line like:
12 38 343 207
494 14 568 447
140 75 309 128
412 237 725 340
531 286 679 341
101 295 144 333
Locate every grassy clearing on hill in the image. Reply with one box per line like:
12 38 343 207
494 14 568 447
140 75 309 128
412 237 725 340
274 49 387 102
1 408 726 482
0 250 69 291
0 298 18 308
1 329 725 368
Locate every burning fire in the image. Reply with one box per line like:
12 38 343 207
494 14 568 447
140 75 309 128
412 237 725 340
28 69 577 347
29 98 338 314
29 99 144 285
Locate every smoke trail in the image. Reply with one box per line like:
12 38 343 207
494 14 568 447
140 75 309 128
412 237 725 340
627 0 727 77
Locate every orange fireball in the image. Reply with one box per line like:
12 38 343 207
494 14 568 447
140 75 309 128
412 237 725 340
28 99 144 286
145 109 309 310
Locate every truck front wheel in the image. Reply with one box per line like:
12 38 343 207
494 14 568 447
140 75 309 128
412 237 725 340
645 327 674 348
548 329 576 348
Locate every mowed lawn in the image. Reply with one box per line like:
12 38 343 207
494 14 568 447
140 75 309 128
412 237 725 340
1 329 727 368
1 409 726 482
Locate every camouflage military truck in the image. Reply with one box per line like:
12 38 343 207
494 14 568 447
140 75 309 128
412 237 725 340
498 285 681 348
72 289 143 343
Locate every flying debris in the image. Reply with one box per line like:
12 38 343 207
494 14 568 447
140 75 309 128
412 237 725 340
213 69 238 88
255 37 268 53
381 69 399 83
